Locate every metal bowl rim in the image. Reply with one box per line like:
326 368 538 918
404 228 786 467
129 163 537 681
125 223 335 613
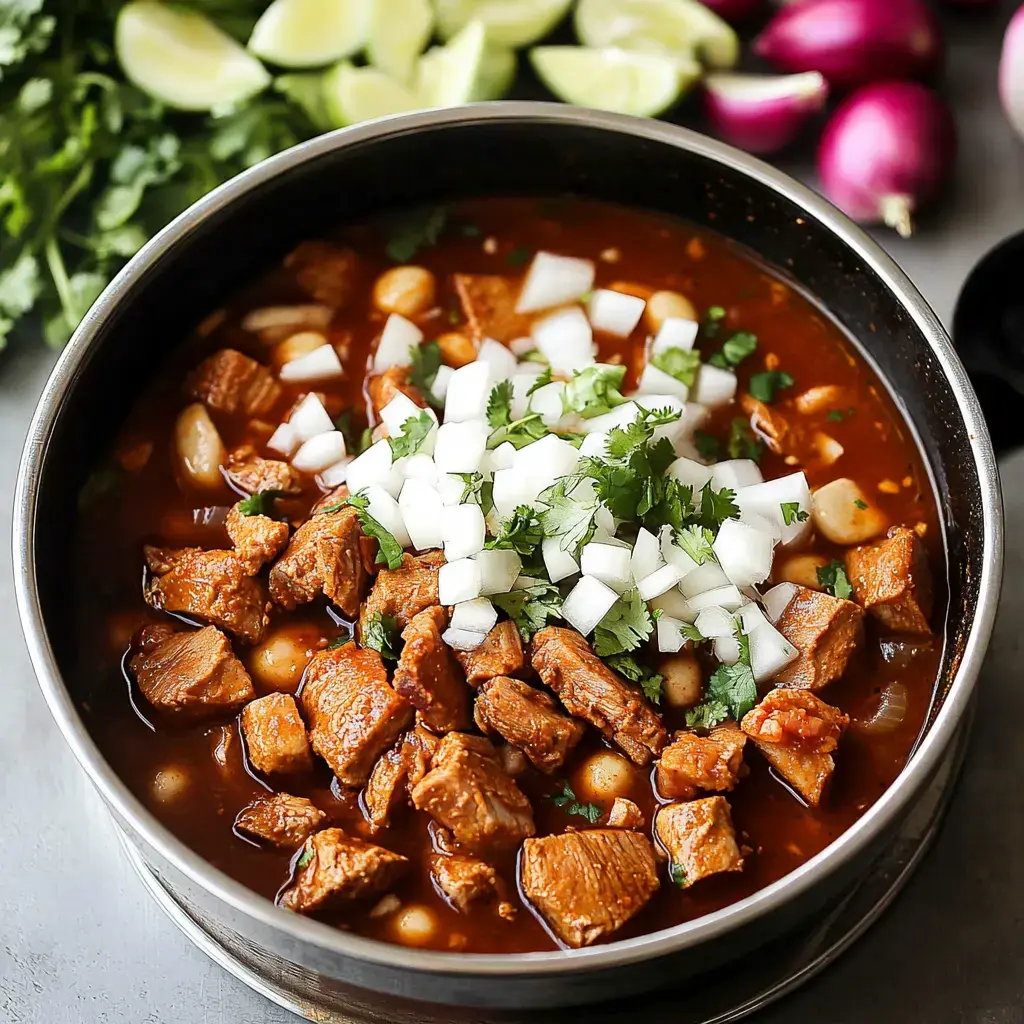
13 101 1003 978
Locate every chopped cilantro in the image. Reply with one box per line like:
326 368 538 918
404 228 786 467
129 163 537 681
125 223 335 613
548 780 602 823
237 490 282 517
651 346 702 387
342 493 404 570
748 370 794 403
487 411 549 450
709 331 758 369
487 505 543 556
681 621 704 644
694 431 721 461
325 633 352 650
827 408 855 422
486 380 514 428
387 410 435 460
605 653 664 704
817 559 853 599
506 245 532 267
593 589 655 657
526 366 553 396
685 699 731 731
674 524 716 565
520 349 548 364
699 482 740 531
409 340 443 409
727 417 763 461
537 475 600 559
669 863 688 888
362 611 403 661
703 305 727 339
562 365 628 419
780 501 809 526
296 847 314 870
386 207 446 262
854 498 868 510
707 660 758 722
559 431 586 448
492 584 562 642
454 472 493 515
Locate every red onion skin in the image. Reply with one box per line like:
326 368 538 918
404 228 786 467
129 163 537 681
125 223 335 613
1001 4 1024 138
754 0 944 89
698 0 763 24
816 81 956 237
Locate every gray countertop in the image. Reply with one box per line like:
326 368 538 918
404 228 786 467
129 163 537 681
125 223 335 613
3 11 1024 1023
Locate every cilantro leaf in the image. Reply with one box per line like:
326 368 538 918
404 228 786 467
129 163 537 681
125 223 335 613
492 584 562 642
385 207 446 262
674 524 716 565
237 489 283 517
343 493 404 569
296 846 314 870
526 367 553 396
605 652 664 704
703 305 726 339
409 340 443 408
593 589 655 657
651 346 702 387
827 408 855 422
387 410 434 460
728 417 763 462
694 431 721 462
362 611 402 660
780 501 809 526
748 370 794 403
817 559 853 599
325 633 352 650
562 365 628 419
685 700 732 730
487 505 543 555
506 245 532 267
709 331 758 369
707 660 758 722
547 780 602 823
487 411 549 450
486 380 513 428
699 483 740 531
537 475 600 559
854 498 868 510
454 472 495 516
669 863 688 888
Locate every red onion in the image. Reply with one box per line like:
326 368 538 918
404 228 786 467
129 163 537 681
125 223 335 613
1001 4 1024 137
699 0 763 23
704 72 828 155
753 0 944 89
817 81 956 237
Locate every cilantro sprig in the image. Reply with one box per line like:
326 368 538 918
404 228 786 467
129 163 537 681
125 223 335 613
561 365 628 419
485 381 550 449
748 370 794 403
685 700 731 730
492 584 562 642
237 489 283 517
606 653 664 704
387 410 435 460
362 611 403 660
340 493 405 570
548 780 602 824
487 505 543 556
593 589 655 657
709 330 758 370
817 559 853 599
409 340 443 409
537 475 600 559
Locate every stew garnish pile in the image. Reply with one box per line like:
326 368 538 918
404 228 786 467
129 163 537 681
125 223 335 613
75 199 942 953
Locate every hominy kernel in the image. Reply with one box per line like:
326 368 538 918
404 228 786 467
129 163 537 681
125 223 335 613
600 247 621 263
483 237 498 255
877 479 900 494
784 455 800 466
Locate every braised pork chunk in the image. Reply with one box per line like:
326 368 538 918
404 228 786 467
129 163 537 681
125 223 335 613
455 620 524 687
531 627 666 766
430 854 515 919
285 241 360 308
358 551 444 636
240 693 312 775
656 797 744 887
225 444 302 496
656 722 747 802
280 828 407 914
130 624 254 715
187 349 280 418
773 587 864 691
234 793 325 849
520 830 659 948
606 798 645 829
411 733 534 851
474 676 584 774
226 503 290 575
301 646 413 787
453 274 533 342
363 727 438 831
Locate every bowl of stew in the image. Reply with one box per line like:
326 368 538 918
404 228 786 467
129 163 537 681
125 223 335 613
14 103 1001 1013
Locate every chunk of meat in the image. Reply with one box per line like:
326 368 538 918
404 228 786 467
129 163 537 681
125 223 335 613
234 793 324 848
269 505 368 618
656 722 747 801
520 830 659 948
358 551 444 636
144 546 269 644
279 828 407 914
363 727 438 830
392 606 470 734
474 676 585 774
845 525 933 635
301 646 413 786
430 854 515 919
367 366 427 418
531 627 667 766
226 503 290 575
455 620 524 687
225 445 302 496
741 394 793 456
772 587 864 690
285 241 359 308
410 732 534 851
240 693 312 775
655 797 744 887
453 274 533 342
606 797 645 829
187 349 280 418
130 624 254 715
741 688 849 806
793 385 854 415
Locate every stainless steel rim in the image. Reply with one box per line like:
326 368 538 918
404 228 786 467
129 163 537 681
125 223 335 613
13 101 1004 978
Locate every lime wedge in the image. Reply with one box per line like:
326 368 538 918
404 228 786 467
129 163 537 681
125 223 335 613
249 0 368 68
575 0 739 70
115 1 271 111
475 45 517 101
417 20 493 106
367 0 434 84
434 0 573 48
323 62 422 127
274 72 334 131
530 46 695 117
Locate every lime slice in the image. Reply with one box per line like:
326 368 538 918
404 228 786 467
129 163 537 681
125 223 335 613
530 46 695 117
575 0 739 70
475 45 517 101
116 1 271 111
434 0 573 48
323 62 422 127
417 20 489 106
367 0 434 84
249 0 368 68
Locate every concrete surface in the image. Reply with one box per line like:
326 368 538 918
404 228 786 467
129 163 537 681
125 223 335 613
3 9 1024 1023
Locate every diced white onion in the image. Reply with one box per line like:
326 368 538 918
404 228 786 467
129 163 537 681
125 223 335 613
438 558 482 605
401 453 437 483
713 518 775 589
510 373 540 419
279 343 342 382
712 459 763 491
636 362 689 400
267 422 299 457
476 337 518 380
346 439 403 499
651 588 696 621
693 364 738 407
668 456 715 489
542 537 579 583
512 574 546 590
292 431 347 474
441 503 486 561
361 484 411 549
318 458 351 489
587 288 646 336
380 391 434 438
714 636 742 665
652 317 699 353
657 615 687 653
433 420 488 474
748 621 799 683
736 472 812 545
695 606 736 639
737 602 769 634
637 562 685 600
373 314 423 374
509 336 536 357
561 575 618 635
762 582 800 623
491 467 533 518
430 365 454 405
442 627 487 651
530 306 596 375
487 441 517 472
678 559 732 597
579 431 610 459
398 479 444 551
740 508 782 543
242 304 332 333
581 400 641 435
474 549 522 596
659 527 700 579
443 361 493 424
630 527 663 583
594 504 617 542
580 542 633 593
435 473 468 506
288 393 335 442
513 434 580 501
516 252 595 314
688 584 745 613
451 597 498 635
528 381 570 427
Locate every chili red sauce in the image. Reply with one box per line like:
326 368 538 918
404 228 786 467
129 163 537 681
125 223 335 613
73 198 943 954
